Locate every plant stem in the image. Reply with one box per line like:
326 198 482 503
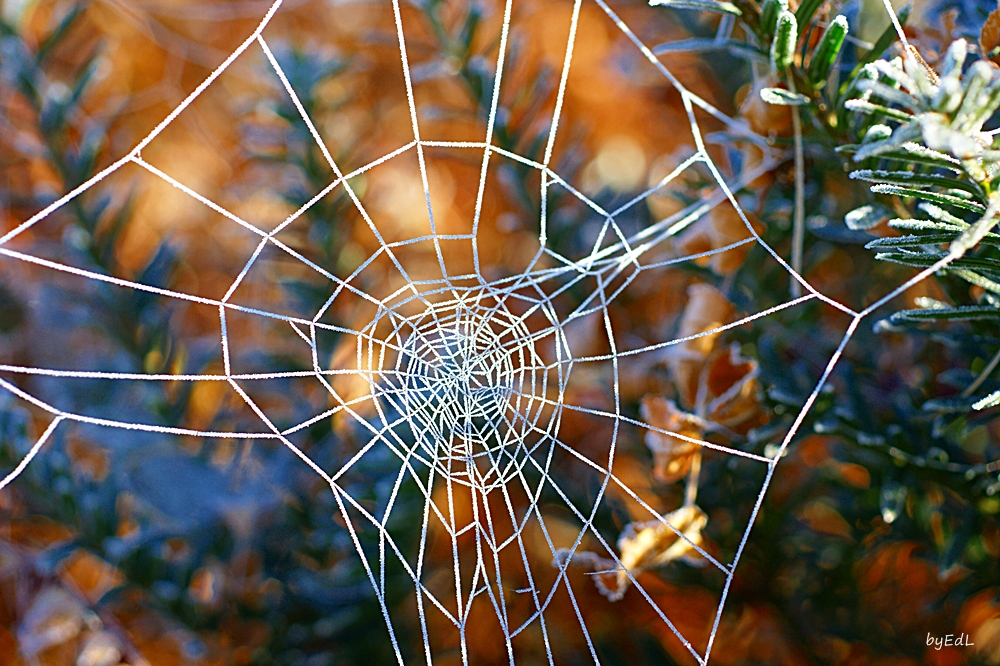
790 73 805 298
962 346 1000 398
684 451 702 507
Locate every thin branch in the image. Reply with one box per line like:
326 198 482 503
963 345 1000 398
789 73 806 298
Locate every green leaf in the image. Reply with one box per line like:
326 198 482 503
457 6 482 59
917 202 969 226
843 99 913 122
807 15 848 88
878 263 1000 296
954 61 1000 134
920 115 989 160
866 234 953 249
771 10 797 72
836 143 962 171
950 268 1000 294
849 170 984 198
854 79 923 112
853 125 924 161
760 87 810 105
760 0 788 37
888 218 965 233
869 184 987 213
842 4 910 92
889 305 1000 322
950 203 1000 255
863 124 893 143
844 204 890 230
834 143 862 154
97 193 137 269
891 143 962 170
794 0 824 27
857 3 913 66
921 396 977 413
648 0 742 14
974 389 1000 410
37 4 85 65
889 219 980 239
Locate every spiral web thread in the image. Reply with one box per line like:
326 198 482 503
0 0 941 663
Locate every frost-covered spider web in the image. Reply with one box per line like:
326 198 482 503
0 0 947 663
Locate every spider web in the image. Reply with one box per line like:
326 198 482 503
0 0 943 663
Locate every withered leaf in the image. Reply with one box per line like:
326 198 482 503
641 395 703 483
983 4 1000 63
555 505 708 601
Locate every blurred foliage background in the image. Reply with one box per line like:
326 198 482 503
0 0 999 664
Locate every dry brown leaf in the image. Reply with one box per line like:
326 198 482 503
617 505 708 573
556 505 708 601
709 604 815 666
659 343 762 446
855 542 952 639
700 343 762 432
675 205 760 275
797 499 854 540
666 283 734 407
76 632 124 666
16 586 86 660
958 588 1000 664
59 549 125 605
648 290 763 484
646 150 693 222
65 438 109 483
739 75 793 137
640 395 703 483
984 5 1000 64
6 516 73 550
834 462 871 489
0 626 22 666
